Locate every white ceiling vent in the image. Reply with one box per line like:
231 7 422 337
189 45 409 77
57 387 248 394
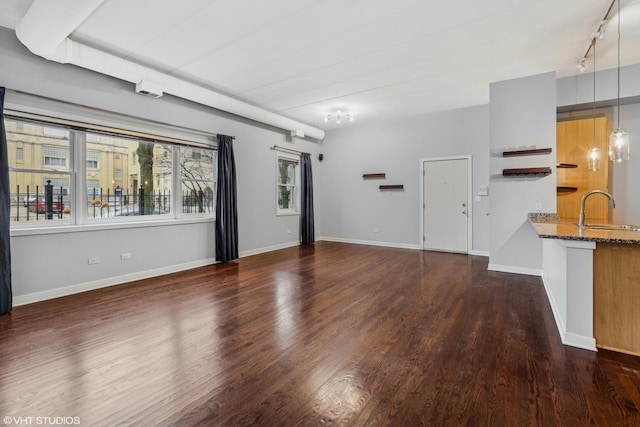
135 80 163 98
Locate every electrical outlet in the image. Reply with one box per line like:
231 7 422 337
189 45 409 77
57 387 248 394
373 228 379 233
536 202 542 212
88 257 100 265
121 253 131 260
286 229 291 234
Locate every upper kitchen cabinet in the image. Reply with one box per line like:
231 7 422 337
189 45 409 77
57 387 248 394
556 117 610 221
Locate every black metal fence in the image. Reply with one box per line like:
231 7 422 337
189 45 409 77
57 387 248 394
11 184 214 222
12 181 68 222
87 187 171 218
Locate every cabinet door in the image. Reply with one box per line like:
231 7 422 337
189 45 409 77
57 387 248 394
594 243 640 356
556 118 609 221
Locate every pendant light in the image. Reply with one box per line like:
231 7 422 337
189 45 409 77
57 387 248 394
587 40 601 171
609 0 630 163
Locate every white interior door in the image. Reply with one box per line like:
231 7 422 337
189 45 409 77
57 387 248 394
423 158 469 253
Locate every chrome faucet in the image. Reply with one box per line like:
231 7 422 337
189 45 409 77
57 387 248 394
578 190 616 228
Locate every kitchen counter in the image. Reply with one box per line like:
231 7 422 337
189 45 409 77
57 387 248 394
528 213 640 244
530 212 640 356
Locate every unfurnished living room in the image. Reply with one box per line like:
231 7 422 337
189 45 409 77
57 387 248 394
1 0 640 426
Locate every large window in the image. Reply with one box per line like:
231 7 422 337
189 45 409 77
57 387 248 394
276 153 299 215
6 115 216 227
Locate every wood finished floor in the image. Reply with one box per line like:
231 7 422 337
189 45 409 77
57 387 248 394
1 242 639 426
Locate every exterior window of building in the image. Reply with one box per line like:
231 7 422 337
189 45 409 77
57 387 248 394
16 147 23 162
180 147 215 214
86 151 99 169
114 168 122 179
43 146 69 168
276 153 299 215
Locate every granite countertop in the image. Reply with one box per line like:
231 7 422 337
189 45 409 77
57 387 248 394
528 213 640 244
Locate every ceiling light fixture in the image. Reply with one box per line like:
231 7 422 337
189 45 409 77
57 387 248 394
324 110 353 124
609 0 630 163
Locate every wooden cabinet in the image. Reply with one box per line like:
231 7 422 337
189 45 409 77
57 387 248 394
593 243 640 356
556 118 609 221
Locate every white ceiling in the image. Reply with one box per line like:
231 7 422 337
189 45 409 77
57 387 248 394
2 0 640 130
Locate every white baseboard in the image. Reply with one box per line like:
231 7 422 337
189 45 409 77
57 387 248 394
239 241 300 258
563 333 597 352
13 258 217 306
469 250 489 257
541 275 597 352
318 236 421 250
487 263 542 276
541 274 566 342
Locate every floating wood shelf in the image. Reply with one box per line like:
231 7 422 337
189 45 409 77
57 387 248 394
379 185 404 190
502 148 552 157
362 173 386 179
557 163 578 168
502 167 552 177
557 186 578 193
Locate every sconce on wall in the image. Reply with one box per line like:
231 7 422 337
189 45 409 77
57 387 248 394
324 110 354 124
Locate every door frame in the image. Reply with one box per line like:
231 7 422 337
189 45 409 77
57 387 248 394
420 155 473 253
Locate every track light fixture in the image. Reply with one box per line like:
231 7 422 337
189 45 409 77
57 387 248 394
324 110 354 124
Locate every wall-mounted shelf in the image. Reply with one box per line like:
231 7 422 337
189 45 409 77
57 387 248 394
379 185 404 190
557 186 578 193
502 148 552 157
502 167 552 177
557 163 578 168
362 173 386 179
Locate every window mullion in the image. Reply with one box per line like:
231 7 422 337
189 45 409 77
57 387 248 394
74 131 87 225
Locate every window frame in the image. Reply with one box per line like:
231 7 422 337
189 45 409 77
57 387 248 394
275 152 300 216
4 93 218 233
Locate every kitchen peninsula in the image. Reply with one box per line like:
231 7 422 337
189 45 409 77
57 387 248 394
529 213 640 356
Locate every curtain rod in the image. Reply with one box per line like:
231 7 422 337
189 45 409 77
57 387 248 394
271 144 304 155
216 134 236 140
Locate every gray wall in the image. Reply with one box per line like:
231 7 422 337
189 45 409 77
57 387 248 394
0 27 321 302
319 105 490 254
489 72 557 274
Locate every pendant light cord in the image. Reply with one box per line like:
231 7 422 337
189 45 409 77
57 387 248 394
617 0 621 129
593 40 597 146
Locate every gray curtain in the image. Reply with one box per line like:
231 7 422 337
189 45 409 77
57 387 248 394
0 88 12 314
215 134 238 263
300 152 314 244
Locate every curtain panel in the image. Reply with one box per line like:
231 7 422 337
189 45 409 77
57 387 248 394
215 134 238 263
300 152 315 245
0 88 12 314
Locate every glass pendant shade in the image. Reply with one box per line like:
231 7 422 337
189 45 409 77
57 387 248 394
609 128 630 163
587 146 601 171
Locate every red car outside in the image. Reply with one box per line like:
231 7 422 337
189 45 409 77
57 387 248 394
28 196 64 214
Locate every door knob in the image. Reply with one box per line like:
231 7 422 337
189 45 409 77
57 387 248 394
462 203 467 207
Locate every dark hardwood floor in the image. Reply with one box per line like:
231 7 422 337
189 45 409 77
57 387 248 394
1 242 639 426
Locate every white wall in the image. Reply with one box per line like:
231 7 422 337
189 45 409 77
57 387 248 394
489 72 557 274
319 105 490 254
0 27 321 302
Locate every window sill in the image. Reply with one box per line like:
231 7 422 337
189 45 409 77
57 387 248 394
276 211 299 217
10 216 215 237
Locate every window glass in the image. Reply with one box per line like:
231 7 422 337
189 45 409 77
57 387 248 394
180 147 215 214
6 119 72 223
86 133 172 219
276 154 299 214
